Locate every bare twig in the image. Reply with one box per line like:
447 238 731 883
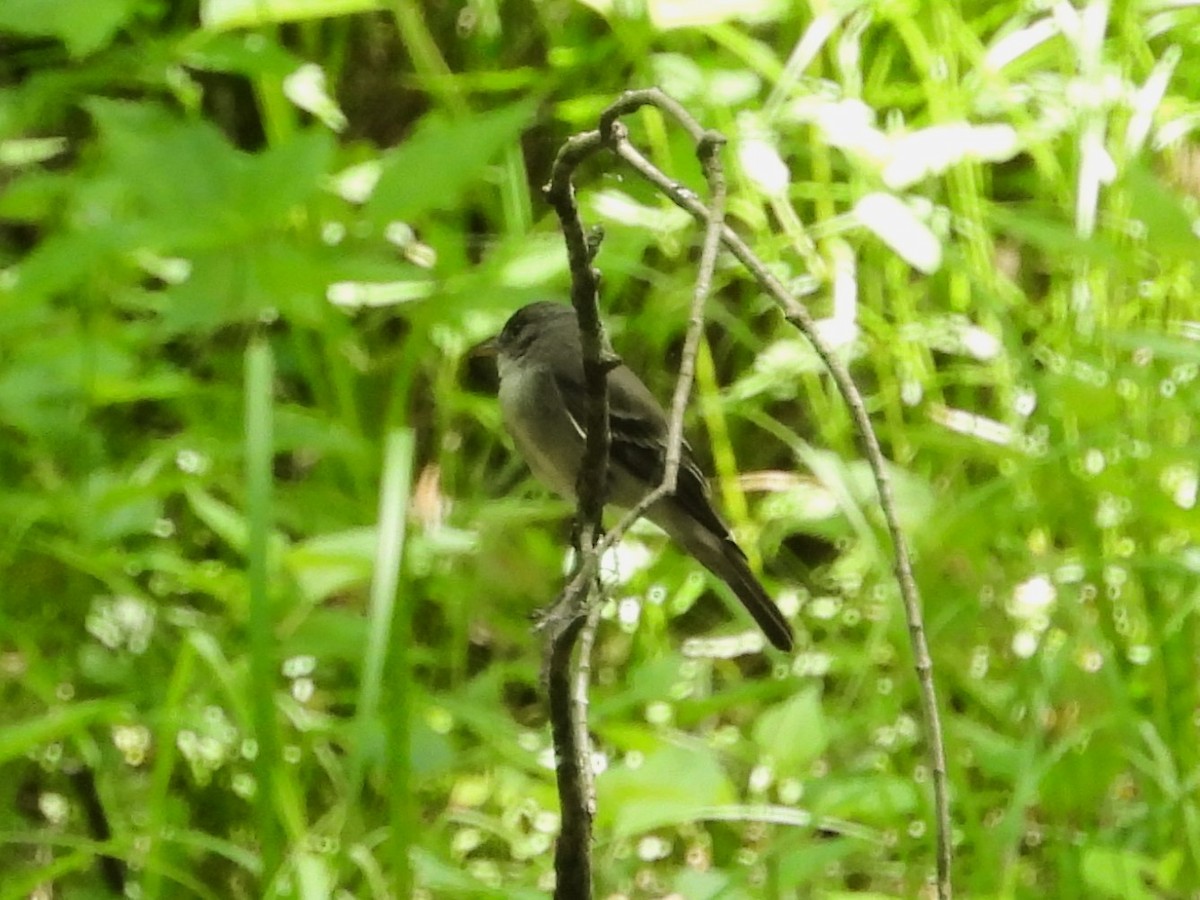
541 128 610 900
572 600 604 819
536 94 732 900
605 91 953 898
537 87 952 900
544 615 589 896
592 126 730 552
543 129 611 543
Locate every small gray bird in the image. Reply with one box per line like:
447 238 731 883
485 301 793 652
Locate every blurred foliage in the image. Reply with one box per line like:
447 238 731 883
2 0 1199 897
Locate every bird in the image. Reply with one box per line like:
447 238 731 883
482 300 793 652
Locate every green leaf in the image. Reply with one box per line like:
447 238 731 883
6 231 120 307
145 239 336 333
1123 165 1200 257
953 719 1022 780
287 527 375 604
752 687 828 777
987 203 1126 264
365 101 536 226
0 325 135 438
410 847 544 899
184 485 289 561
669 869 734 900
294 852 335 900
182 32 303 78
1081 845 1160 900
1107 328 1200 363
85 100 334 252
201 0 385 30
0 700 126 764
185 486 252 554
598 742 738 837
282 608 371 663
811 775 920 822
0 169 73 222
0 0 141 56
776 838 864 891
79 469 163 543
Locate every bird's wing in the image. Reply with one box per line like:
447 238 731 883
552 361 737 547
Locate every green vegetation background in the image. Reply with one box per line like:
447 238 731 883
2 0 1199 897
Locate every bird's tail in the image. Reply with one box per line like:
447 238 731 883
654 507 794 652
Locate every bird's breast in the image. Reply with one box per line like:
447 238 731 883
498 363 586 500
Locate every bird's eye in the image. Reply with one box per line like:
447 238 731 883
499 317 520 345
499 309 534 349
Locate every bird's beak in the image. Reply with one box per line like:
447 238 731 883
470 335 499 359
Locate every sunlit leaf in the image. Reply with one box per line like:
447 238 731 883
598 743 738 837
1123 165 1200 256
287 527 375 604
0 0 141 56
1081 845 1161 900
987 203 1126 262
185 485 289 562
201 0 385 29
581 0 789 30
811 775 920 821
365 101 536 226
752 687 828 777
853 192 942 273
85 99 334 252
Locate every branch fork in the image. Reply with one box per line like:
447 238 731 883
539 87 951 900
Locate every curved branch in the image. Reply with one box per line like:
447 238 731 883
537 87 953 900
540 127 609 900
603 87 953 900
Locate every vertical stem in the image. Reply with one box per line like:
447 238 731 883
245 338 282 887
380 430 417 897
542 128 607 900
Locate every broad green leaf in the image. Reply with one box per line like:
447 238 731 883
85 99 334 252
577 0 787 30
811 775 919 822
776 838 864 891
1123 165 1200 257
0 0 141 56
752 687 828 777
670 869 734 900
146 237 366 333
1081 845 1160 900
648 0 787 29
411 847 544 898
5 231 120 307
796 449 935 535
79 469 163 543
0 169 72 222
598 742 738 837
182 31 302 78
0 326 131 437
294 852 334 900
365 101 536 226
281 609 371 663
